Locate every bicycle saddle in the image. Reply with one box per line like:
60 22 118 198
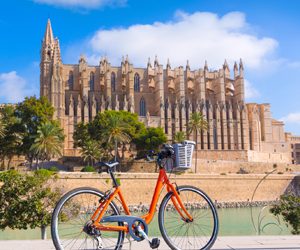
96 161 119 169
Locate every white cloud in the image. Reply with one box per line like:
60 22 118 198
244 79 260 100
0 71 35 103
280 113 300 125
87 11 278 69
33 0 126 9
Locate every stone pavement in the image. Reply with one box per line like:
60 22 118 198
0 236 299 250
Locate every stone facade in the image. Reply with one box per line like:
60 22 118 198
286 133 300 164
40 19 295 163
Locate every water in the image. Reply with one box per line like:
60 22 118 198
0 207 292 240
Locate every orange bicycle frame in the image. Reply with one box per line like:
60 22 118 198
91 168 193 232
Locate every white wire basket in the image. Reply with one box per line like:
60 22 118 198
168 140 195 172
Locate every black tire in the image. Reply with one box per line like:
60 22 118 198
51 187 124 250
158 185 218 250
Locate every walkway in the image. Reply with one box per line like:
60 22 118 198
0 236 299 249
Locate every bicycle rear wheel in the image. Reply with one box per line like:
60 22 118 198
158 185 218 250
51 187 124 250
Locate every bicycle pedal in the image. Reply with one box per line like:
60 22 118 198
149 238 160 249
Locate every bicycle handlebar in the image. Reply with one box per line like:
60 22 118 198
135 144 175 163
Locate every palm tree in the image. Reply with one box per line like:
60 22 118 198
30 122 64 169
80 140 102 167
174 131 186 143
104 114 131 162
187 112 208 173
0 116 6 138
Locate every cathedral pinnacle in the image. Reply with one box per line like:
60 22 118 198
167 58 171 69
204 60 208 71
223 59 229 70
147 57 152 68
53 38 61 63
234 61 238 71
186 60 190 70
239 58 244 70
154 55 159 67
43 18 54 45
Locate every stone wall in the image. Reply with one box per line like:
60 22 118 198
195 150 248 161
247 150 291 163
195 149 291 164
119 158 300 174
196 159 299 174
54 172 297 205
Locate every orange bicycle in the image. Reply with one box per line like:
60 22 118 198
51 141 219 250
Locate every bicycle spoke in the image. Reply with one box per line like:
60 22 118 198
52 188 125 250
159 186 218 250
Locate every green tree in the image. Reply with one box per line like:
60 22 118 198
270 194 300 234
73 122 91 148
0 169 61 239
80 140 103 167
14 96 55 168
187 112 208 173
0 106 22 169
30 122 64 169
174 131 186 143
89 110 144 141
134 127 167 154
74 111 145 163
104 113 131 161
0 114 6 138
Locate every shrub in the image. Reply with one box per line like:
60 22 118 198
236 167 249 174
49 166 59 172
81 166 96 172
116 178 121 186
270 194 300 234
0 170 61 239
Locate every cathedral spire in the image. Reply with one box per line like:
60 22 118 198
223 59 229 70
239 58 244 70
186 60 190 70
234 61 238 71
234 61 238 78
166 58 171 69
154 55 159 67
53 38 61 64
204 60 208 71
43 19 54 45
147 57 152 68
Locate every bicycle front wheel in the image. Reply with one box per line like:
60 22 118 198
51 187 125 250
158 185 218 250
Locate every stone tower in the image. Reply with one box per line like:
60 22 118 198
40 19 65 120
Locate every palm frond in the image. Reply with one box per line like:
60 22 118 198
30 122 64 161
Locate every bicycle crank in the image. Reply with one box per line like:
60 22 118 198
136 226 160 249
101 215 148 242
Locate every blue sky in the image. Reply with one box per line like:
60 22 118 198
0 0 299 134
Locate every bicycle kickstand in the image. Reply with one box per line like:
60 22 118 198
137 226 160 249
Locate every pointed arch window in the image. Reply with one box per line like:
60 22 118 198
90 72 95 91
111 72 116 92
139 97 146 116
68 71 74 90
134 73 140 92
